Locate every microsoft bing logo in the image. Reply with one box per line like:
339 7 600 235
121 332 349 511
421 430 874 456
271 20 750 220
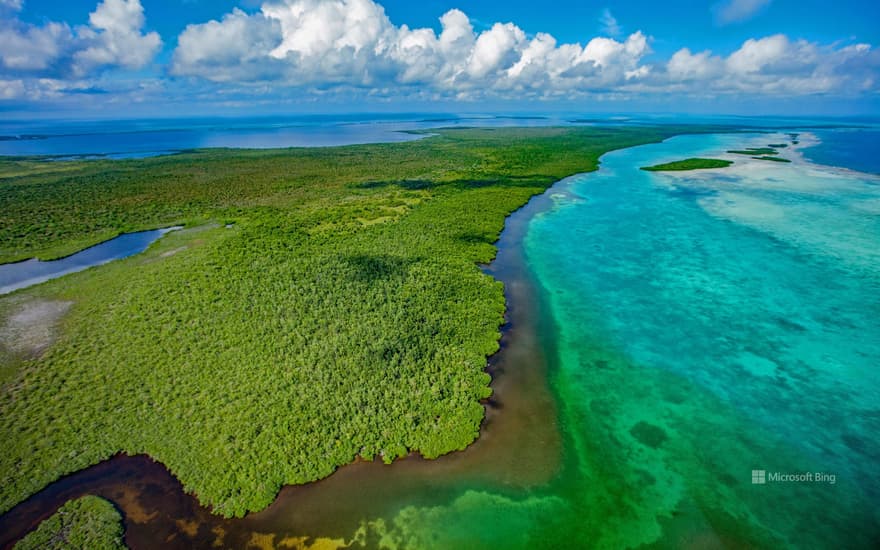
752 470 766 484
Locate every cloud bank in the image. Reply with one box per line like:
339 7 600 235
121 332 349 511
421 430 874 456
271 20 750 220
171 0 653 99
0 0 161 78
169 0 877 100
0 0 878 107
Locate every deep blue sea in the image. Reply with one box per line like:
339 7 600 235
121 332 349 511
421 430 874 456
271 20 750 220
802 127 880 174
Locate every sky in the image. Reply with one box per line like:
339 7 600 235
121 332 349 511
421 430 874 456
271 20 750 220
1 0 879 118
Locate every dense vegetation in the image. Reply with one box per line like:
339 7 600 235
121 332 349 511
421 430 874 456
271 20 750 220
13 496 126 550
641 157 733 171
0 126 705 518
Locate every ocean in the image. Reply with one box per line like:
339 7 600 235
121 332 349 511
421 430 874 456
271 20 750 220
0 114 560 159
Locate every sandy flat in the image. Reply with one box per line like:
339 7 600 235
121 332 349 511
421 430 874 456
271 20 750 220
0 299 72 358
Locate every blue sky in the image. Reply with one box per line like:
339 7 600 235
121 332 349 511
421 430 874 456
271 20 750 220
2 0 879 117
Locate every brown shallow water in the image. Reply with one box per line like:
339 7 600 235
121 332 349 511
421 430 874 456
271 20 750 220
0 190 562 549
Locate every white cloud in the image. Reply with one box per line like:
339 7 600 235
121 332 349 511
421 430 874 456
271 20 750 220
727 34 793 74
265 0 390 58
599 8 622 37
73 0 162 75
2 0 878 106
0 21 74 72
667 48 723 81
663 35 879 95
468 23 526 78
173 9 283 82
168 0 878 101
0 0 161 78
713 0 772 25
171 0 653 97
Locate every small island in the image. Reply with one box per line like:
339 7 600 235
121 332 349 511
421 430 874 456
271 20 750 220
752 156 792 163
728 147 778 155
641 158 733 171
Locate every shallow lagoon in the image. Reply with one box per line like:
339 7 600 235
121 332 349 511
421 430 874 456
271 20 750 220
518 133 880 547
0 227 180 295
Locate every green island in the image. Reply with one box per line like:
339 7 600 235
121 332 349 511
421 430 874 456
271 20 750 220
767 143 789 148
640 157 733 171
752 156 792 163
0 126 710 518
727 147 778 155
13 495 126 550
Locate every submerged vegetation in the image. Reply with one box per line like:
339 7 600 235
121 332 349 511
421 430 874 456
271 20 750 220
641 158 733 171
13 495 125 550
0 126 707 518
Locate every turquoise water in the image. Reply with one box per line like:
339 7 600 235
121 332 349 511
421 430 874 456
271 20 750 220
521 133 880 547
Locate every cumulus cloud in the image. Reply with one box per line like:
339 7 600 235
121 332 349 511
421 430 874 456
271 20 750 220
73 0 162 75
664 34 879 95
0 21 74 72
172 0 653 98
0 0 161 78
3 0 878 106
173 9 283 82
168 0 878 101
713 0 772 25
667 48 723 82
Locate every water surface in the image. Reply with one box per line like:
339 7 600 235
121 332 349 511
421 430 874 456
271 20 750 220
517 132 880 547
802 127 880 174
0 228 180 295
2 114 871 160
0 115 559 159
